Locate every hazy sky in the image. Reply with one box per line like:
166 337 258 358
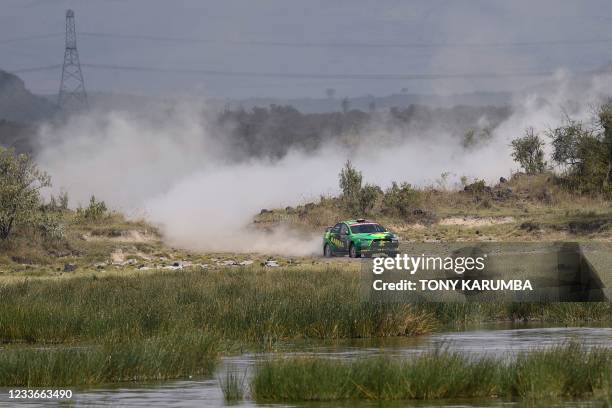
3 0 612 98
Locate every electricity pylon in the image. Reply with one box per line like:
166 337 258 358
58 9 88 113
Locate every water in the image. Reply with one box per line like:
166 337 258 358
1 324 610 407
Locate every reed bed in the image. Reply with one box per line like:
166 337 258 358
0 267 609 346
251 343 611 402
0 330 218 386
0 266 435 345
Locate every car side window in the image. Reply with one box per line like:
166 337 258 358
340 224 349 235
331 223 342 233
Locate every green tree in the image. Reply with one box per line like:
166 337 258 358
547 119 609 193
510 128 546 174
0 148 50 240
358 184 381 215
338 161 382 215
339 160 362 199
548 119 586 168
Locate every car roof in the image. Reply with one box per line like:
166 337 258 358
343 219 376 225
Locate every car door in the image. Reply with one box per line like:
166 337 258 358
339 223 350 253
329 223 343 252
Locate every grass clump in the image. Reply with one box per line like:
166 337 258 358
251 352 501 401
219 371 245 402
251 344 611 402
508 342 611 400
0 330 218 386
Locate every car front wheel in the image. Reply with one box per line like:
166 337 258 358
324 244 333 257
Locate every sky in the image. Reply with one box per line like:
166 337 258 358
3 0 612 98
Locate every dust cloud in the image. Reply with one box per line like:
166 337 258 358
35 73 611 255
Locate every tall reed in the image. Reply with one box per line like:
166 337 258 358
252 343 611 402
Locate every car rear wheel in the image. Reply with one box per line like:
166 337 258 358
324 244 333 257
349 244 360 258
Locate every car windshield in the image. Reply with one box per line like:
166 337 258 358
350 223 386 233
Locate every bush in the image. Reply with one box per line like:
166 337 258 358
511 128 546 174
77 195 108 221
382 182 420 217
0 148 51 240
36 212 65 241
464 179 487 195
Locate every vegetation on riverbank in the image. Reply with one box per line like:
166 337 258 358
1 267 609 348
0 330 217 386
0 266 434 346
251 343 611 402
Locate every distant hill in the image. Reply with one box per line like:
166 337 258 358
222 91 513 114
74 90 512 115
0 70 58 122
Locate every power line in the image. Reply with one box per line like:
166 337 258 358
0 33 62 45
7 61 609 82
79 62 605 81
78 31 612 49
4 30 612 49
8 64 62 73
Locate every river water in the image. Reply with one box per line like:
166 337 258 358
1 324 610 407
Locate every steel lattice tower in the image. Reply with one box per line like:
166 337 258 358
58 9 88 113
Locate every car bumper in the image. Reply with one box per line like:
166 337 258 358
358 241 399 254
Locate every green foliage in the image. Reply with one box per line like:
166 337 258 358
358 184 381 215
382 182 421 217
36 212 65 241
548 119 590 168
46 190 69 212
547 119 610 194
0 147 51 240
77 195 108 221
464 179 487 195
339 160 380 215
339 160 362 199
511 128 546 174
220 371 245 402
0 267 435 345
252 344 611 402
0 330 218 386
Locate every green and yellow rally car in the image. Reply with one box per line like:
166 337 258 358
323 219 399 258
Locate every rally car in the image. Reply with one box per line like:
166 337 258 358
323 219 399 258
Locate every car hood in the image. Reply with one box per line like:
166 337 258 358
352 232 395 240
